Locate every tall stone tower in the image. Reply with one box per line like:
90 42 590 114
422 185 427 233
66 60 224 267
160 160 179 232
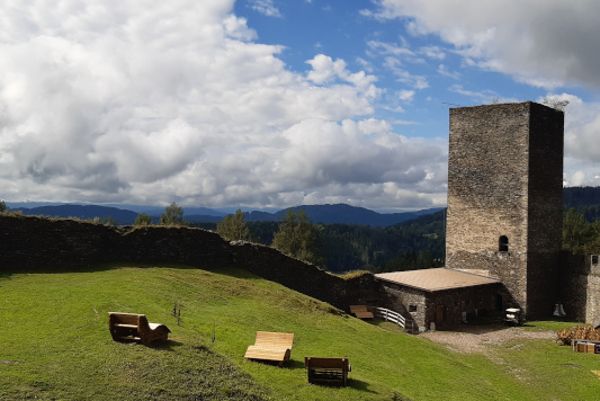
446 102 564 318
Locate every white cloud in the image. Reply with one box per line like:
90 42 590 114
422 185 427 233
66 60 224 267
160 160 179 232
449 84 501 104
365 0 600 89
0 0 447 210
419 46 445 60
437 64 460 80
383 57 429 89
248 0 282 18
541 93 600 187
398 90 415 102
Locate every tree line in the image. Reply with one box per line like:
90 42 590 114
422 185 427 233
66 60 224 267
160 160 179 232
215 209 444 273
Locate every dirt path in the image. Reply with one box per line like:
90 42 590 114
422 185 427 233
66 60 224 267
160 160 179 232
420 324 556 354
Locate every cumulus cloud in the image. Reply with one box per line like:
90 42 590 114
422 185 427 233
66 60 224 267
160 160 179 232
541 93 600 187
364 0 600 89
0 0 447 210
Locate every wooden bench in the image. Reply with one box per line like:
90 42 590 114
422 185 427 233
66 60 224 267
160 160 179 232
244 331 294 365
572 339 600 354
305 357 351 386
108 312 171 346
349 305 374 319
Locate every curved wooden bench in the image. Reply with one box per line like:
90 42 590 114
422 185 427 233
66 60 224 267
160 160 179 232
244 331 294 365
109 312 170 346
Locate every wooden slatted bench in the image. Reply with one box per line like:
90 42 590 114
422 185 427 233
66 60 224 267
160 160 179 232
305 357 351 386
572 339 600 354
349 305 374 319
108 312 171 346
244 331 294 365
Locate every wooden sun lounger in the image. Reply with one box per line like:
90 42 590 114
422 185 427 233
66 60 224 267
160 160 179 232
244 331 294 365
349 305 374 319
108 312 171 346
305 357 351 386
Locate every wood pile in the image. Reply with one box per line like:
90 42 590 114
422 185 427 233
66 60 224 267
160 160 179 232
556 325 600 345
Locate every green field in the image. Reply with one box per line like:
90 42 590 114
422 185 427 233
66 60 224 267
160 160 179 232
1 266 600 401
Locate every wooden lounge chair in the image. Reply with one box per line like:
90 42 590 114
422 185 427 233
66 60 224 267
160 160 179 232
349 305 374 319
244 331 294 365
305 357 351 386
108 312 171 346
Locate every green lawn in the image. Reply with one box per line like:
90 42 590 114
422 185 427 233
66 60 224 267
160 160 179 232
1 266 599 401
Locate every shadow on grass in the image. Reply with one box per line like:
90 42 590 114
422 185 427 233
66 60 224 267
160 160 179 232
347 378 377 394
153 339 184 351
0 263 264 281
286 359 306 370
0 272 13 281
306 378 376 393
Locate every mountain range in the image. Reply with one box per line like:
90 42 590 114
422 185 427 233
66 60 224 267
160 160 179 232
8 186 600 227
10 203 442 227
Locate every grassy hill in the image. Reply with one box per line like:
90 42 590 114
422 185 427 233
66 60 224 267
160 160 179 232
1 266 599 401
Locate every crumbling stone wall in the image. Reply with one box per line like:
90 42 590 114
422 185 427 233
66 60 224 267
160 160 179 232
446 102 563 319
561 252 600 326
0 214 386 311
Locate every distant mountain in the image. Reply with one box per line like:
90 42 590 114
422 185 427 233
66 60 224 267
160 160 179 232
185 214 223 223
564 187 600 208
16 204 139 225
245 203 443 227
9 202 443 227
105 204 226 217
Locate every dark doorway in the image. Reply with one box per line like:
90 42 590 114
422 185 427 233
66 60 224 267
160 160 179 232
495 294 503 311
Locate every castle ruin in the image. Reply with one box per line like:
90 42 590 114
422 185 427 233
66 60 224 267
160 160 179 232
377 102 600 331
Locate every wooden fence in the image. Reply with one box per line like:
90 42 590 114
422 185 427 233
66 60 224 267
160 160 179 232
374 306 406 329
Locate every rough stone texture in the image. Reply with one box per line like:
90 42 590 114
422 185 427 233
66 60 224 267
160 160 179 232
446 102 564 319
561 252 600 326
0 214 386 311
428 284 504 329
380 283 426 331
380 280 503 331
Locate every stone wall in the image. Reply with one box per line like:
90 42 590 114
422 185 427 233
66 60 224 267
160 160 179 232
379 280 504 331
0 214 386 311
526 103 564 318
446 102 564 319
561 252 600 325
428 284 503 329
379 283 425 331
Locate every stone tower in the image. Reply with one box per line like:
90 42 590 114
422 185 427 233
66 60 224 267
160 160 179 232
446 102 564 319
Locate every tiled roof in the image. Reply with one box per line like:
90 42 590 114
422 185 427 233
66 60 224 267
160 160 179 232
375 268 500 292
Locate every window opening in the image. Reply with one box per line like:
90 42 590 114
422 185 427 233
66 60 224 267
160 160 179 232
499 235 509 252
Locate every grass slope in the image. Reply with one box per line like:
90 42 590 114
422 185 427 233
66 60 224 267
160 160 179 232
1 267 599 401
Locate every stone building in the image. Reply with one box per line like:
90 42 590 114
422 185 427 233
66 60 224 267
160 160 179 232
446 102 564 319
375 101 599 331
377 268 501 331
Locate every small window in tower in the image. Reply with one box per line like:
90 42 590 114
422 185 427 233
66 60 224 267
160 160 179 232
592 255 599 266
499 236 509 252
409 304 418 312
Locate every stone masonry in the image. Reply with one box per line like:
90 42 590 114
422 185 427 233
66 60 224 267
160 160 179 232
561 253 600 326
446 102 564 319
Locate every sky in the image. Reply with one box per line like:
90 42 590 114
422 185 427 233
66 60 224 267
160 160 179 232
0 0 599 212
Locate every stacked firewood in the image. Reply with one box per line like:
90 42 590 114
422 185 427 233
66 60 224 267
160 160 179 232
556 325 600 345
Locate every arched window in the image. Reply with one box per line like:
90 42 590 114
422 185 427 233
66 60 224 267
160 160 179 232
499 235 509 252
